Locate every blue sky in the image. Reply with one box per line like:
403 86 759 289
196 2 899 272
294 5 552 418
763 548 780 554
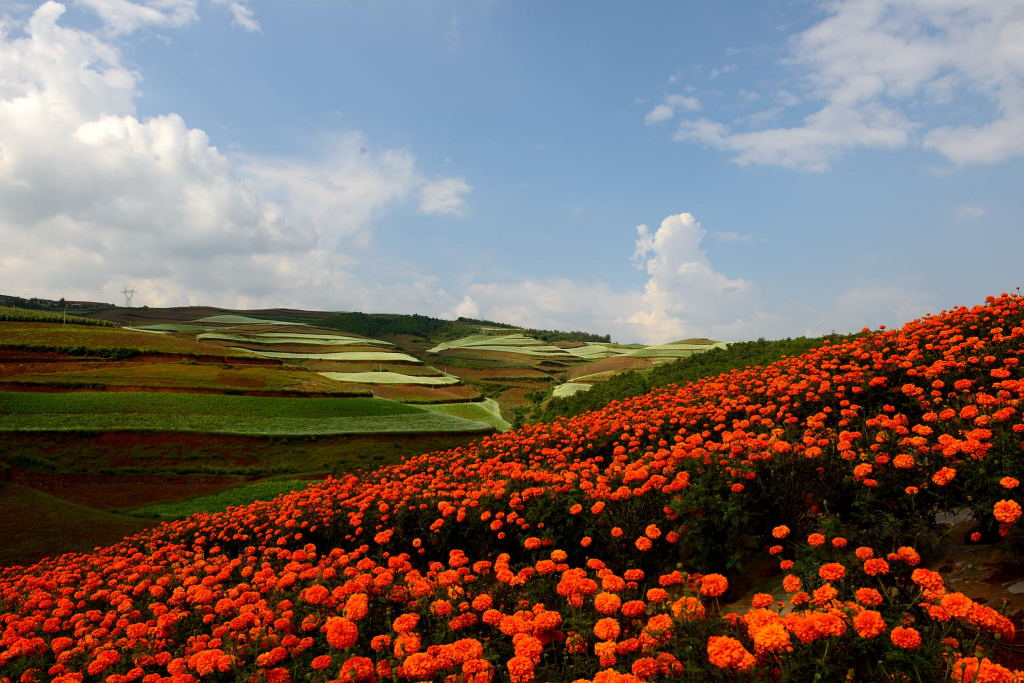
1 0 1022 342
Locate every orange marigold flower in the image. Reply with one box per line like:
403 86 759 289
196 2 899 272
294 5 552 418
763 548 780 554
911 568 944 591
594 617 621 641
339 656 375 681
392 613 420 633
751 593 775 609
1000 477 1020 489
893 454 915 469
854 546 874 560
818 562 846 582
644 524 662 539
855 587 883 607
993 499 1022 524
594 592 622 615
631 656 660 678
862 558 889 576
635 537 653 551
831 536 847 548
950 656 1018 683
402 652 437 679
890 626 922 649
524 537 542 550
621 600 647 617
699 573 728 597
896 546 921 566
940 592 974 618
706 635 755 671
310 655 332 670
324 617 358 649
505 655 536 683
670 596 705 620
752 622 792 654
771 525 791 539
782 575 801 593
932 467 957 486
807 533 825 546
611 527 624 538
853 610 886 638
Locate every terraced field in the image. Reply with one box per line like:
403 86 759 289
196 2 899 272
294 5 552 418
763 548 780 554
0 391 493 436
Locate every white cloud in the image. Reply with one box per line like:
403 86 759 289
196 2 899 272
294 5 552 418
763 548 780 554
452 213 762 344
211 0 258 33
644 94 701 125
712 231 755 243
665 0 1024 170
0 3 470 309
418 177 472 216
957 203 987 219
77 0 199 34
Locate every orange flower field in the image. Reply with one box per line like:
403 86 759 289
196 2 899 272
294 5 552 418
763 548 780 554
2 293 1024 681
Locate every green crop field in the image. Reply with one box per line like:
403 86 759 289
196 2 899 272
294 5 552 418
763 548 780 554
421 398 511 431
0 306 119 327
123 479 313 519
2 363 367 395
317 371 460 385
0 322 255 357
0 392 493 436
552 382 593 397
238 349 421 362
197 332 390 347
194 315 306 325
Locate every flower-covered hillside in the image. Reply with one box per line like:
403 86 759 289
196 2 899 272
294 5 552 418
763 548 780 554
2 293 1023 681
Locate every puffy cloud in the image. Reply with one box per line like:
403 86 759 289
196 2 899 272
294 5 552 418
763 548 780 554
449 213 762 344
211 0 258 32
0 3 469 308
666 0 1024 170
418 177 472 216
644 94 701 125
77 0 199 34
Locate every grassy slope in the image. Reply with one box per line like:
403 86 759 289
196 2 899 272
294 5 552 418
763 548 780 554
1 363 369 395
122 479 313 520
0 391 494 436
0 484 154 567
0 322 254 357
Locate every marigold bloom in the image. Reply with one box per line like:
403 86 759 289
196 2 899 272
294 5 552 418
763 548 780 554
950 656 1018 683
392 613 420 633
594 592 622 615
862 558 889 576
890 626 922 649
818 562 846 581
594 617 621 641
706 635 755 671
671 596 705 620
807 533 825 546
771 525 790 539
340 656 375 681
621 600 647 617
635 536 653 551
993 499 1022 523
940 592 974 618
932 467 957 486
324 617 358 649
699 573 728 597
782 575 801 593
854 587 883 607
751 593 775 608
1000 477 1020 489
752 622 792 654
853 610 886 638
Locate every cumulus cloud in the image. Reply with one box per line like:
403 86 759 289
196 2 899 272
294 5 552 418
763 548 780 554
211 0 258 32
446 213 762 344
0 3 469 308
666 0 1024 170
644 94 701 125
418 177 472 216
77 0 199 34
